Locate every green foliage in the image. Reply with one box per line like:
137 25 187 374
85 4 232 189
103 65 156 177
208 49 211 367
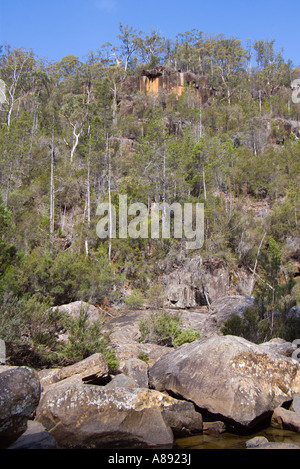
0 31 299 369
221 307 262 343
0 295 64 367
147 283 166 309
221 305 300 344
254 237 294 322
124 289 145 309
137 352 149 363
0 197 15 276
57 305 118 371
2 248 120 306
139 311 200 348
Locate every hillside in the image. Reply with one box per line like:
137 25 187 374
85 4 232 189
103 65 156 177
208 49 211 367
0 27 300 367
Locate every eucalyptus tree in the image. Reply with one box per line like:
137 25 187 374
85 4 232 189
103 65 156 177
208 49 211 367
210 37 248 104
60 93 87 162
0 46 37 128
253 40 291 110
172 29 204 73
135 29 167 69
117 23 141 72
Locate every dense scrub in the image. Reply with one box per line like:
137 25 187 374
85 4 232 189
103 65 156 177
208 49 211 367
0 28 299 366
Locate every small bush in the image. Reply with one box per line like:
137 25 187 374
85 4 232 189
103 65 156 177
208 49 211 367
221 306 300 344
147 284 166 309
0 296 65 368
137 352 149 363
58 305 119 371
139 311 200 348
221 307 261 343
124 289 145 309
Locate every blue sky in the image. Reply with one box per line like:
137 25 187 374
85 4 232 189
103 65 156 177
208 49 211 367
0 0 299 66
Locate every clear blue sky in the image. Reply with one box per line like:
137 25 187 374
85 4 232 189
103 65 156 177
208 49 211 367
0 0 299 66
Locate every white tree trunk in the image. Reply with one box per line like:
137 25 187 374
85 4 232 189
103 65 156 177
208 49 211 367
112 83 118 127
108 150 112 262
249 232 267 295
70 124 81 162
106 136 112 262
203 166 207 201
50 127 55 236
85 128 91 257
7 56 28 128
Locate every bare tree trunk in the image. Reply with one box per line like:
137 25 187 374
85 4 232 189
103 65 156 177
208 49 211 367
7 56 28 128
259 90 262 114
227 87 231 105
50 126 55 237
112 83 118 127
199 98 203 139
61 204 66 233
85 127 91 257
202 167 207 201
70 124 81 163
107 136 112 262
7 102 14 128
249 232 267 295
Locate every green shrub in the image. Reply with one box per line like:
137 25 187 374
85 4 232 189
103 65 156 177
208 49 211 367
58 305 119 371
220 313 245 338
137 352 149 363
221 307 265 343
2 248 121 307
0 295 65 368
139 311 200 348
124 289 145 309
221 306 300 344
173 328 201 347
147 284 166 309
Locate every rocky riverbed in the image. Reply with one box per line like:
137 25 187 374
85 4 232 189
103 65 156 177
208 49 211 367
1 299 300 450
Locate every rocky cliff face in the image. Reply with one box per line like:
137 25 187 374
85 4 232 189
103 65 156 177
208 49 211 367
140 67 206 99
123 66 208 100
160 254 252 310
162 257 230 308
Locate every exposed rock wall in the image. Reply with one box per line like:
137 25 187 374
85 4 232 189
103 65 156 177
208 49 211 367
123 67 208 100
162 256 231 309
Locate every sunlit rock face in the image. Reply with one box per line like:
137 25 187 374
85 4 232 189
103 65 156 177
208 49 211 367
36 384 202 449
149 335 300 430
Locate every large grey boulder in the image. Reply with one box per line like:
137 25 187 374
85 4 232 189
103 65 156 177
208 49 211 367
104 374 138 390
50 302 106 343
35 383 202 449
121 358 149 388
38 353 108 390
8 421 58 449
36 384 172 449
246 436 300 449
148 335 300 430
271 406 300 433
113 341 170 365
51 301 104 325
291 396 300 414
259 338 298 358
287 306 300 320
161 400 203 437
210 295 255 327
0 366 41 448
